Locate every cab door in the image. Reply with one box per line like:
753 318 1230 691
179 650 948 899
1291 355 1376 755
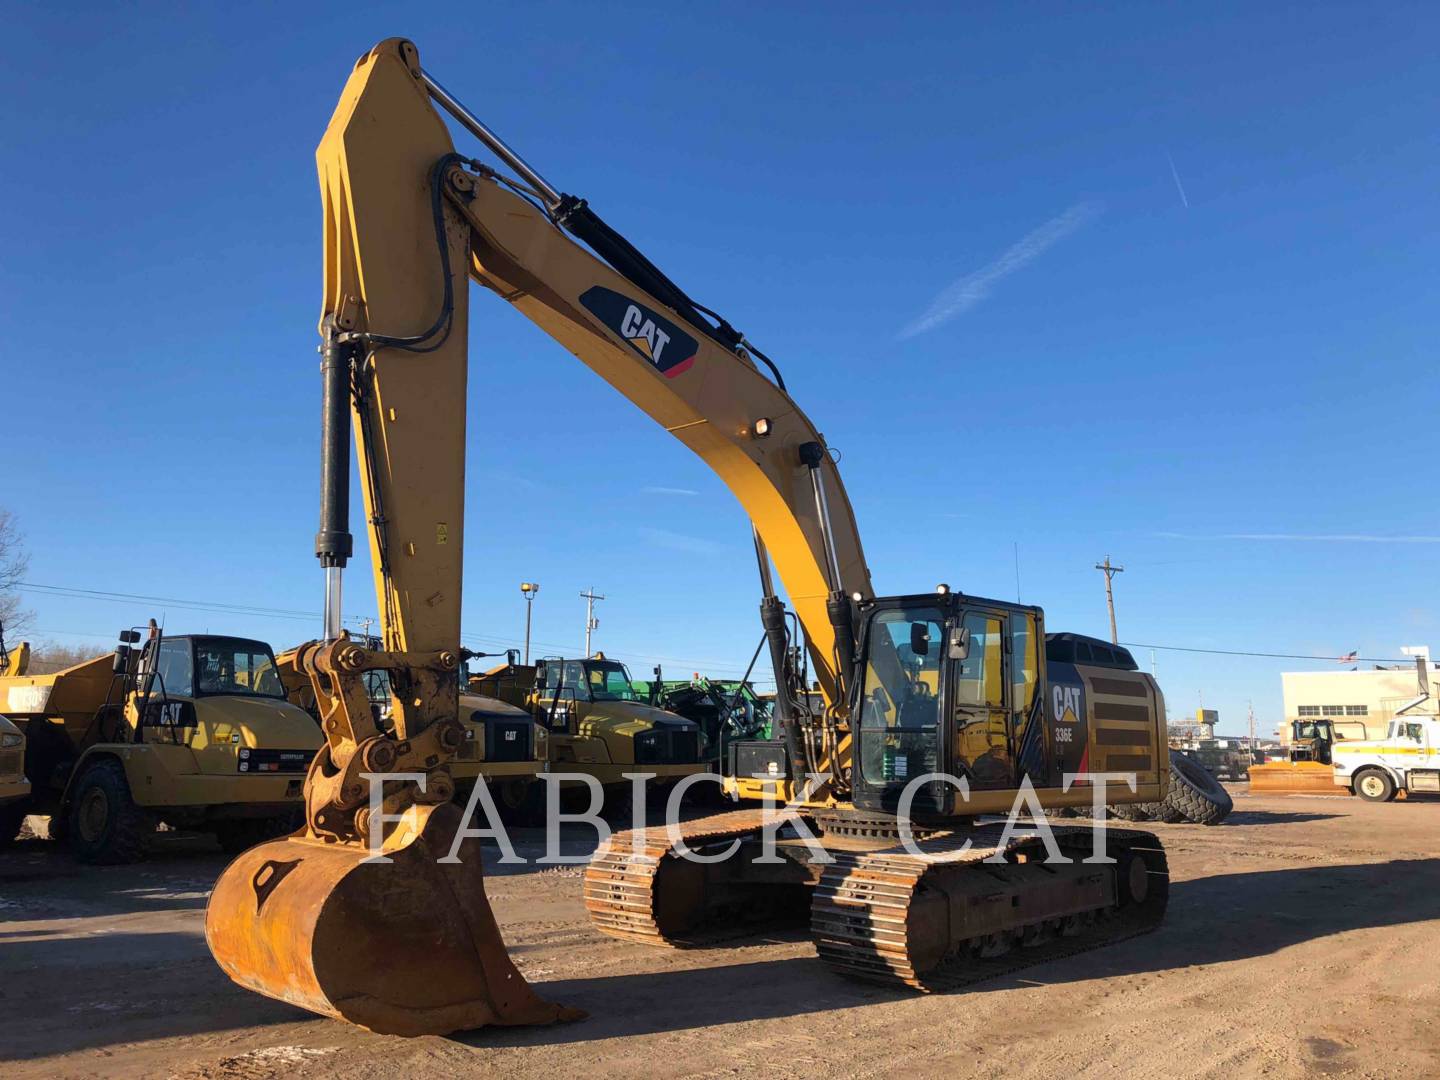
950 609 1014 790
852 605 947 815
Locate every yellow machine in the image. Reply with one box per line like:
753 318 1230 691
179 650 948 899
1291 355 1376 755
276 641 546 805
1248 718 1370 794
0 712 31 847
0 629 321 860
205 39 1171 1036
474 653 704 813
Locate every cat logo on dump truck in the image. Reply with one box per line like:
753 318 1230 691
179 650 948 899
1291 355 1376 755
579 286 698 377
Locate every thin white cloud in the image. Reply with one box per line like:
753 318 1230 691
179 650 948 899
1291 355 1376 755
641 486 700 497
1165 152 1189 209
637 526 726 555
1156 531 1440 544
898 201 1101 339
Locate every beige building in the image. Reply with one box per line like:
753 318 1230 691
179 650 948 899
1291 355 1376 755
1279 659 1435 746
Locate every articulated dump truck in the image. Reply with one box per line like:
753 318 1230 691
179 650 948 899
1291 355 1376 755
473 653 707 819
0 712 31 847
0 629 321 861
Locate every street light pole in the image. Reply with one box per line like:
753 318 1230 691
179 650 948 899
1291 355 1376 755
520 582 539 664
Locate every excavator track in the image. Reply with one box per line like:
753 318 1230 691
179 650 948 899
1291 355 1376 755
584 807 809 946
811 826 1169 991
588 811 1169 1000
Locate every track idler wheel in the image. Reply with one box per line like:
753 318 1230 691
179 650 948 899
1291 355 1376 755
205 801 583 1036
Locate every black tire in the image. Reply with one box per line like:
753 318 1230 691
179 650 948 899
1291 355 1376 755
67 760 154 864
215 814 295 855
487 778 545 827
1163 749 1233 825
1109 802 1163 822
1352 768 1396 803
0 800 28 849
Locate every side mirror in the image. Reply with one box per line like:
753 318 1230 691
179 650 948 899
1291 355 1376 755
909 622 931 657
948 626 971 661
119 630 141 644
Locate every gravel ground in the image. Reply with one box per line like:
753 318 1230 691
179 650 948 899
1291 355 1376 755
2 787 1438 1079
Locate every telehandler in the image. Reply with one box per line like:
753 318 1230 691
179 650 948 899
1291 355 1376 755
0 627 321 860
205 39 1171 1036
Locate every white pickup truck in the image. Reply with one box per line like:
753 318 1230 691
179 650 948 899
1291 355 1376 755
1331 716 1440 801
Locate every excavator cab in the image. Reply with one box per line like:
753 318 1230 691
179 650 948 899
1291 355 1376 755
851 592 1042 816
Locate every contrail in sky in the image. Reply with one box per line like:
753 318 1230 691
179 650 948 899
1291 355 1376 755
898 201 1100 339
1156 531 1440 544
1166 152 1189 208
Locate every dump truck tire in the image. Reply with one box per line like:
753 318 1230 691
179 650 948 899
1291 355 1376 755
1163 750 1232 825
215 814 298 855
488 778 545 827
1352 768 1396 803
1109 802 1163 822
0 801 27 849
67 759 154 863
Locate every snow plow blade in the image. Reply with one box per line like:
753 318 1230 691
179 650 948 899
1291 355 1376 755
205 801 583 1036
1247 761 1341 795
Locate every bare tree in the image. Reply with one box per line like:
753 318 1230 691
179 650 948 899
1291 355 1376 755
0 508 33 642
26 641 103 675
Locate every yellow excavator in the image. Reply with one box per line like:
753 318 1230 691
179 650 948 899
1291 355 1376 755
205 39 1171 1036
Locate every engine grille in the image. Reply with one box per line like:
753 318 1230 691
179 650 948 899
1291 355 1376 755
0 748 23 778
635 728 700 765
237 748 315 774
474 714 533 763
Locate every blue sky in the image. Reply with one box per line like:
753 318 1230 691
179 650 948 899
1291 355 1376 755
4 3 1437 735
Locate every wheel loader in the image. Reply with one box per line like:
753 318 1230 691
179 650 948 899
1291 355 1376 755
205 38 1172 1036
1248 718 1370 794
0 626 321 861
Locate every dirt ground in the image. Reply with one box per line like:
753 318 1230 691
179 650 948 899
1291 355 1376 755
3 787 1438 1079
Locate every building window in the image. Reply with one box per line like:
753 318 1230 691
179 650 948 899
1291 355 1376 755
1297 706 1321 717
1345 705 1368 716
1321 705 1345 716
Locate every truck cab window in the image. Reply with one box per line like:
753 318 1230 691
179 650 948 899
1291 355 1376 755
153 639 193 698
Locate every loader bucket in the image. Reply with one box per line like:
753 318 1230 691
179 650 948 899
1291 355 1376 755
205 801 583 1036
1247 760 1342 795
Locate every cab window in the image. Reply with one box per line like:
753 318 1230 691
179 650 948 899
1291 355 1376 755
1008 611 1038 715
153 638 193 697
857 607 944 730
953 612 1004 708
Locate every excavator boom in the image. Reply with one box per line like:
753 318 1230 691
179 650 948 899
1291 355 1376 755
206 38 1172 1036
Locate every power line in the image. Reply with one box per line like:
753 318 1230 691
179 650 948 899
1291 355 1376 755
1122 642 1413 665
20 581 761 677
18 582 320 622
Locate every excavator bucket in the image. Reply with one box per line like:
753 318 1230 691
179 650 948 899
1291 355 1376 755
205 802 583 1036
1247 760 1342 795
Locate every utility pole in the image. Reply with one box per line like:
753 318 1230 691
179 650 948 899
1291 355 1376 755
1248 699 1256 751
580 587 605 657
520 582 539 664
1094 556 1124 644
